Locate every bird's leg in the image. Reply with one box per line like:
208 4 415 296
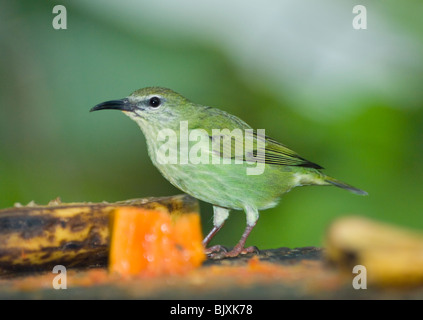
203 224 227 254
204 206 230 255
224 223 258 257
222 205 260 258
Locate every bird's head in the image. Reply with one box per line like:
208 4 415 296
91 87 193 130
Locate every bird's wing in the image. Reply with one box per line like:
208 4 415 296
260 134 323 169
209 130 323 169
194 106 323 169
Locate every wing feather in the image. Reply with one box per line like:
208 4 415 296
209 130 323 169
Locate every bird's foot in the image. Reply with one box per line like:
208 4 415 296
205 244 228 254
226 245 259 257
205 245 228 257
206 245 259 259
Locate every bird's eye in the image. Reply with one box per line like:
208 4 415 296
148 96 161 108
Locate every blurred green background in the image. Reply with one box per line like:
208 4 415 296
1 0 422 249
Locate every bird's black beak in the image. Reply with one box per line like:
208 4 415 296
90 98 134 112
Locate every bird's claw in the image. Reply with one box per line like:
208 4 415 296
206 245 259 259
225 245 259 257
205 245 228 257
241 245 260 255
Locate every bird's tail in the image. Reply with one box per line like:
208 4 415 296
324 176 368 196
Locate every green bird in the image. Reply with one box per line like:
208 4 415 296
91 87 367 258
